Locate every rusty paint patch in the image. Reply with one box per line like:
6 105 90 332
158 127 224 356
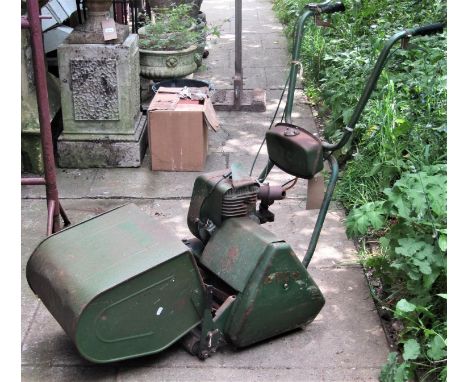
243 305 254 320
220 246 240 272
264 271 301 285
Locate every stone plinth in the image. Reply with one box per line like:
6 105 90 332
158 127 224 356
58 113 147 168
57 34 145 167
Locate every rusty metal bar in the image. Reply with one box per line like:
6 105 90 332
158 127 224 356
47 199 56 236
59 203 71 226
22 0 69 235
22 177 46 186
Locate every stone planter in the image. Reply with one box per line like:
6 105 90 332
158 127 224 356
139 45 198 79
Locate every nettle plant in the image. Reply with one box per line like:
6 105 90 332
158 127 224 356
139 3 222 51
139 4 198 51
346 164 447 297
346 164 447 381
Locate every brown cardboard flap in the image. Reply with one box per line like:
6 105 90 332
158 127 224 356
157 86 209 96
157 87 183 94
148 93 179 111
204 98 220 132
148 88 220 131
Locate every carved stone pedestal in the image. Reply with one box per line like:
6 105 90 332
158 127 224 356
57 34 145 167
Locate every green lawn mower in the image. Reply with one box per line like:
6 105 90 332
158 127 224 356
26 1 445 363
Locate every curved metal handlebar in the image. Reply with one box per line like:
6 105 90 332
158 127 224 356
408 22 446 37
308 1 345 14
322 22 446 152
284 2 346 124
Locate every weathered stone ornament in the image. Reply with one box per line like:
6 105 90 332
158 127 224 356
57 0 146 168
66 0 128 44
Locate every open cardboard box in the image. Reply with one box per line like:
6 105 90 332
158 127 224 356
147 87 219 171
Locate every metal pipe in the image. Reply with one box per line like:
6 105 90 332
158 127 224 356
76 0 83 24
302 155 339 268
233 0 243 109
257 159 274 183
59 203 71 227
26 0 62 234
284 8 313 124
47 199 56 236
21 177 46 186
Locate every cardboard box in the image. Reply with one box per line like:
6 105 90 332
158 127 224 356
147 87 219 171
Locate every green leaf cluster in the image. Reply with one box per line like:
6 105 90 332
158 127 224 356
273 1 447 380
138 4 199 51
346 165 447 380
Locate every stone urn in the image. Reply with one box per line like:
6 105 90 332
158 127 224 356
139 45 198 79
138 25 198 79
67 0 129 44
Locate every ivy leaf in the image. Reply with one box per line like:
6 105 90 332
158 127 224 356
395 238 425 257
438 234 447 252
426 335 446 361
394 362 411 382
403 339 421 360
423 270 440 290
395 299 416 313
342 108 354 124
413 259 432 275
345 201 385 237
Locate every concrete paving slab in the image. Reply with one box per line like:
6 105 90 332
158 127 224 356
22 168 97 199
117 366 324 382
22 366 117 382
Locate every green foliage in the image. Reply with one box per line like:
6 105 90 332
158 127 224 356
347 165 446 380
139 4 198 51
273 1 447 380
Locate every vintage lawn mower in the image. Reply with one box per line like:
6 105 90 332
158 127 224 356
26 1 445 363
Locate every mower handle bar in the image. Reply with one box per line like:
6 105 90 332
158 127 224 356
307 1 345 14
283 1 345 125
407 22 446 37
321 22 446 152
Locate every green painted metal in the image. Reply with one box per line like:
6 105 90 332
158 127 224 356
265 123 324 179
200 217 325 347
283 8 314 125
26 203 205 363
200 217 280 292
302 155 339 268
187 169 233 240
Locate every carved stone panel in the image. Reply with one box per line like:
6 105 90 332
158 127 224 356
70 59 119 121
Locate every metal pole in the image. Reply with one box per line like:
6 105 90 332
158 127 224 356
302 155 339 268
233 0 243 110
25 0 63 234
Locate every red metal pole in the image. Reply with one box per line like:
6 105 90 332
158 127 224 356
26 0 61 234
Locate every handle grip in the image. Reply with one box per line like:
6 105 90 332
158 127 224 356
308 1 345 14
408 22 446 37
